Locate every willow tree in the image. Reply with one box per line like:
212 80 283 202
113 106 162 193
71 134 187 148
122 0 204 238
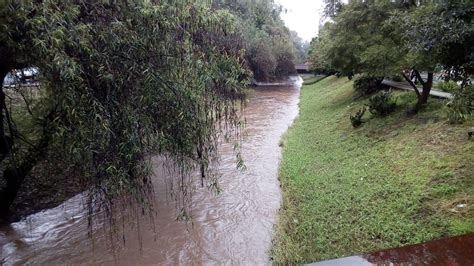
0 0 249 222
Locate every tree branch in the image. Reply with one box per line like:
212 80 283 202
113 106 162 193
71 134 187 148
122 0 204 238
4 98 18 170
0 107 55 216
0 85 11 161
14 86 35 117
413 69 425 86
401 72 421 98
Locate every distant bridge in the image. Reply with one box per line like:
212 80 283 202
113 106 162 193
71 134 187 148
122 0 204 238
295 63 310 73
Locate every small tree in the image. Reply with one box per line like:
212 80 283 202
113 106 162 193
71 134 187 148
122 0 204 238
315 1 473 112
398 1 474 90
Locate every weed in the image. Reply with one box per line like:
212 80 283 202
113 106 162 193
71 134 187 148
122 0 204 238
368 90 397 117
350 107 366 128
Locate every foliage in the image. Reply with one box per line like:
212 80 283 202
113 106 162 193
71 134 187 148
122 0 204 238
439 80 460 93
313 0 474 109
213 0 298 81
353 74 383 96
290 31 310 64
447 85 474 124
307 28 337 75
350 107 366 128
398 1 474 83
273 38 297 78
316 2 405 77
389 74 404 82
273 77 474 264
367 91 397 117
0 1 250 223
323 0 343 18
247 38 277 81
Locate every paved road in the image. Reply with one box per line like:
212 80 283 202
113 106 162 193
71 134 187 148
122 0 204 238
382 79 453 99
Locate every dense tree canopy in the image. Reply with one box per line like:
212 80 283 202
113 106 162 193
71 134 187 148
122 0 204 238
310 0 473 110
0 0 258 222
213 0 298 81
398 1 474 84
290 31 310 64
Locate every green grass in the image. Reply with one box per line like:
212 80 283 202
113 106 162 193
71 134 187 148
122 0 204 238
300 74 316 81
302 75 326 86
272 76 474 264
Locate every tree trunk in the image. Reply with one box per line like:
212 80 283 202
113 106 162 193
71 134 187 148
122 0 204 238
414 71 433 111
0 95 52 219
401 71 421 98
0 51 38 220
0 169 26 218
0 68 20 217
0 68 10 160
0 132 51 219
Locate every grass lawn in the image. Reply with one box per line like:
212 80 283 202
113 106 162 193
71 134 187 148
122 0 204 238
302 75 326 86
272 76 474 264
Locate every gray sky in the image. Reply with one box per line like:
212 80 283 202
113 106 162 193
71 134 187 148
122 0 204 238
275 0 325 42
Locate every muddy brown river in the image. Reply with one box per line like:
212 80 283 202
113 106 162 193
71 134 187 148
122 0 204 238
0 77 301 265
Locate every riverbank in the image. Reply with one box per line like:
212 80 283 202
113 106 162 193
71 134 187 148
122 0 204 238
1 83 301 264
301 75 326 86
272 76 474 264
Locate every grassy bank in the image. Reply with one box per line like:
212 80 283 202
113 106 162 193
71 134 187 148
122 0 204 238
301 75 326 86
273 76 474 264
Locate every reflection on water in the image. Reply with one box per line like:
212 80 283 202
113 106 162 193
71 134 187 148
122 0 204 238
310 233 474 265
0 77 301 265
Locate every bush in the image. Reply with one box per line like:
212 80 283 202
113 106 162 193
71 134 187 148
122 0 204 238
389 74 404 82
353 74 384 96
447 85 474 124
367 91 397 116
439 80 460 93
350 107 366 128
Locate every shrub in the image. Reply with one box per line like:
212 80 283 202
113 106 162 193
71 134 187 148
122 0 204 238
439 80 460 93
353 74 384 96
367 91 397 116
350 107 366 128
389 74 404 82
447 85 474 124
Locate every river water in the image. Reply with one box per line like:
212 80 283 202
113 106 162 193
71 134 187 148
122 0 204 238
0 77 301 265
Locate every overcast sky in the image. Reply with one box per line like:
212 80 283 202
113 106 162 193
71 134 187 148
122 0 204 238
275 0 325 42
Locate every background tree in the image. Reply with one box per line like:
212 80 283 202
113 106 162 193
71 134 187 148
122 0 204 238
323 0 342 18
290 31 310 64
312 0 473 111
311 2 405 77
398 1 474 86
213 0 298 81
308 28 336 75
